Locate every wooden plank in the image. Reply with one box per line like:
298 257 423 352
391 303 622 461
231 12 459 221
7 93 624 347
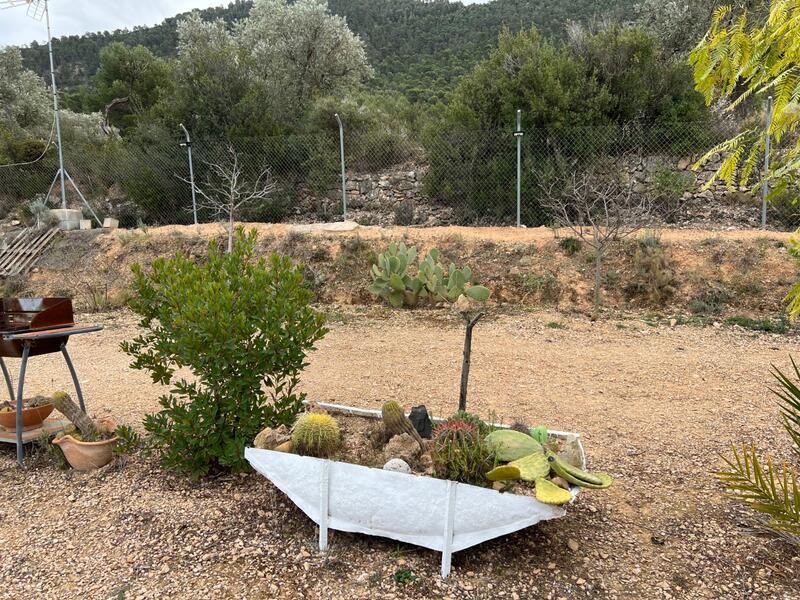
0 417 72 444
0 227 59 277
11 227 58 276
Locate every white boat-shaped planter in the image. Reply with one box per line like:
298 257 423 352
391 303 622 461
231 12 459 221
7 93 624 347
245 403 586 577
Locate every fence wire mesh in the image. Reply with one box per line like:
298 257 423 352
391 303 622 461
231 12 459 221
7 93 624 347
0 120 796 230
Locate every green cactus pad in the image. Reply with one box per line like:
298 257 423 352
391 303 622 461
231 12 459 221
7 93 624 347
508 451 550 481
547 451 613 489
486 464 521 482
529 426 549 445
535 478 572 505
486 429 543 461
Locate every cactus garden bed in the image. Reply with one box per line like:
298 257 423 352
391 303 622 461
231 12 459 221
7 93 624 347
247 402 612 577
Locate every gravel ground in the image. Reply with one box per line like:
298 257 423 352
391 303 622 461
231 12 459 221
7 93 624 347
0 308 798 599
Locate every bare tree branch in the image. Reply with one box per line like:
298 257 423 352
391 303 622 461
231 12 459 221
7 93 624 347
178 144 277 252
538 167 655 319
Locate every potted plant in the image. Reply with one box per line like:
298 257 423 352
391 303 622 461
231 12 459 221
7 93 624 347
49 391 119 470
0 395 54 431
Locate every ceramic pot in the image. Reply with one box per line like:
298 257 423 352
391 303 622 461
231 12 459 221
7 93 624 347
0 403 54 431
52 418 118 470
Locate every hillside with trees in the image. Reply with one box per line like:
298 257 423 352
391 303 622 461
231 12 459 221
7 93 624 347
20 0 639 101
1 0 725 229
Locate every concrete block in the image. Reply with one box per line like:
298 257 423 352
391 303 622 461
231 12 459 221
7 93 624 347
102 217 119 230
48 208 82 231
79 219 92 230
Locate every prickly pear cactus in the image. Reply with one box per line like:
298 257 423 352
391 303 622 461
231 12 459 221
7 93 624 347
508 451 550 481
535 478 572 505
529 426 549 445
486 464 522 482
291 413 341 458
486 429 543 461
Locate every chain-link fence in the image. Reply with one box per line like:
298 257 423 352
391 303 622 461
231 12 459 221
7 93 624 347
0 119 796 230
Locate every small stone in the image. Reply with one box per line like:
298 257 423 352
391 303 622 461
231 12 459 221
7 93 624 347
383 458 411 474
273 440 293 453
383 433 421 464
551 476 570 490
253 425 290 450
567 539 580 552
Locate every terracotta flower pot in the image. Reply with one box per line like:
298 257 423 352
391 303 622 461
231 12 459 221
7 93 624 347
0 403 54 431
53 418 118 471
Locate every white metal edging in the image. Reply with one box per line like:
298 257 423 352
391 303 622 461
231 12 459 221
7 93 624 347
319 460 330 552
441 480 457 577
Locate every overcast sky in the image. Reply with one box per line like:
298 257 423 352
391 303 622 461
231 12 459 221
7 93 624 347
0 0 489 47
0 1 234 47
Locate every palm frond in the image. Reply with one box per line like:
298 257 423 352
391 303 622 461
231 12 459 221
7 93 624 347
717 444 800 540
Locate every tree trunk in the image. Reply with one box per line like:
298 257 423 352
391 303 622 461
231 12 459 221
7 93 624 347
52 392 97 439
227 208 234 253
593 226 603 321
458 312 483 412
593 251 602 320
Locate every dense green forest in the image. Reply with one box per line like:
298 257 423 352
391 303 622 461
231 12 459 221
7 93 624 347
20 0 638 101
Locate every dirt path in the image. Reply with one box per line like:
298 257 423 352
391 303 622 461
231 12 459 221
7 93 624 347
0 308 798 599
149 221 796 245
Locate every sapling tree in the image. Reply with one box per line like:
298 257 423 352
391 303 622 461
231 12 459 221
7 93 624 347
539 171 654 319
185 145 276 252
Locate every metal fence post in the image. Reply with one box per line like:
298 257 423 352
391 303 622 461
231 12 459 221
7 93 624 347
761 95 774 229
179 123 198 226
514 110 523 227
334 113 347 221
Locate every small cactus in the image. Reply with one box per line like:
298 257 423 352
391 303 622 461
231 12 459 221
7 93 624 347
291 413 341 458
381 401 425 451
432 420 477 441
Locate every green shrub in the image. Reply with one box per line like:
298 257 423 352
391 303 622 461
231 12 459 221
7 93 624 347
688 287 733 315
121 229 327 478
724 316 789 334
559 237 582 256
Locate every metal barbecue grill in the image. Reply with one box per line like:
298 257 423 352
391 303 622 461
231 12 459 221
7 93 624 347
0 298 102 466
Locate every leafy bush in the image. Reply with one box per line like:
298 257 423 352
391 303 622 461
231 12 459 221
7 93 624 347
717 359 800 544
558 237 583 256
121 229 327 478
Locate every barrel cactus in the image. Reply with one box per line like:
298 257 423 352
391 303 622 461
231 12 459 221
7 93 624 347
291 413 341 458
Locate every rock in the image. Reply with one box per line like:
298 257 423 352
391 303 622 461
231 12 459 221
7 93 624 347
567 539 580 552
273 440 293 453
408 405 433 439
383 433 421 464
453 293 480 315
383 458 411 474
557 435 583 468
551 476 570 490
253 425 290 450
367 421 388 448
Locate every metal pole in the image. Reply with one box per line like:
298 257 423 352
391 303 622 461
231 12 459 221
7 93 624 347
514 110 523 227
44 0 67 210
761 95 774 229
334 113 347 221
180 123 198 225
15 342 30 467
